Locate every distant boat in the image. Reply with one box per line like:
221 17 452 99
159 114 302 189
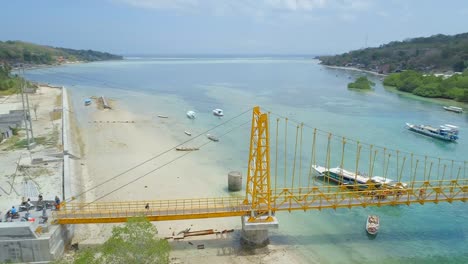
213 109 224 117
157 115 169 118
443 106 463 113
176 147 199 151
184 131 192 136
406 123 459 142
186 111 196 119
366 215 380 236
84 98 92 106
206 134 219 142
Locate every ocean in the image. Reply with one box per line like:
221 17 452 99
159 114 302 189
24 57 467 263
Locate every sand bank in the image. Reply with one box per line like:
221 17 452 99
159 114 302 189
69 94 308 263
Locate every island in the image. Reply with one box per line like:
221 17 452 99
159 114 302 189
348 76 375 90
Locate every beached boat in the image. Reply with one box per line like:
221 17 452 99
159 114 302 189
176 147 199 151
443 106 463 113
366 215 380 235
184 131 192 136
186 111 196 119
84 98 92 106
157 115 169 118
206 134 219 142
311 165 374 190
213 109 224 117
406 123 459 142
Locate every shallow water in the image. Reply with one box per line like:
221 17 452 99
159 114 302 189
25 57 467 263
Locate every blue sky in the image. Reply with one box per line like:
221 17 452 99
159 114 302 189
2 0 468 55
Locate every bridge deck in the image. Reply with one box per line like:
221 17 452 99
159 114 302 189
54 181 467 224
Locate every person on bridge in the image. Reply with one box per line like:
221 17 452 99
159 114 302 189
55 196 61 210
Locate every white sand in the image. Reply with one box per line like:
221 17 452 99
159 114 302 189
69 96 308 263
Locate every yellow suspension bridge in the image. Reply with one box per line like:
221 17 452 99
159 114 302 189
54 107 467 226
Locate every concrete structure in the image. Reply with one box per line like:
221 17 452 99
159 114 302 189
0 124 13 141
0 87 75 263
228 171 242 191
240 215 279 247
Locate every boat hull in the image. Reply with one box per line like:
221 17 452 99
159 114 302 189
366 215 379 235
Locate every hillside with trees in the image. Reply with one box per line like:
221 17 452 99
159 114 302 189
318 32 468 74
0 40 122 67
383 70 468 102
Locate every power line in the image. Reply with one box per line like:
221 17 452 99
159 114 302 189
66 107 252 204
83 118 251 208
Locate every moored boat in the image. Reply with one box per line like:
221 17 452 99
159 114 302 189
186 111 196 119
213 109 224 117
84 98 92 106
157 115 168 118
406 123 459 142
184 131 192 136
443 106 463 113
176 147 199 151
311 165 375 190
207 134 219 142
366 215 380 235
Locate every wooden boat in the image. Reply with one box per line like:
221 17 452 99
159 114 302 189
366 215 380 235
157 115 169 118
207 134 219 142
176 147 199 151
184 131 192 136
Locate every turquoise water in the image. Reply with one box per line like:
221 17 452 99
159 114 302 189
25 58 467 263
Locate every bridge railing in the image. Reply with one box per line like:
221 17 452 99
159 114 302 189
271 179 467 211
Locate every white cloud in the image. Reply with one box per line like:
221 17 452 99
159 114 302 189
111 0 374 12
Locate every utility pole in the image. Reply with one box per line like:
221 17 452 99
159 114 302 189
20 66 35 149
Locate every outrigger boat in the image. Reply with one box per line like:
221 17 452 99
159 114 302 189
207 134 219 142
311 165 375 190
366 215 380 235
443 106 463 113
176 147 199 151
406 123 459 142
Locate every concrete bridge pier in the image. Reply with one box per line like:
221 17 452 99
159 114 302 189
240 215 279 247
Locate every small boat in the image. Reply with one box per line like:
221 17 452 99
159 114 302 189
207 134 219 142
366 215 380 235
213 109 224 117
186 110 196 119
406 123 459 142
157 115 169 118
84 98 92 106
184 131 192 136
443 106 463 113
176 147 199 151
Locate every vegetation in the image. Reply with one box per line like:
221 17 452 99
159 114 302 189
383 70 468 102
318 32 468 74
55 217 170 264
348 76 375 90
0 40 122 66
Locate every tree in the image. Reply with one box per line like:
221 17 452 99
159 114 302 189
453 60 466 72
348 76 375 90
56 217 170 264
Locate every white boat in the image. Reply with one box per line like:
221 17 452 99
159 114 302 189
443 106 463 113
184 131 192 136
366 215 380 235
213 109 224 117
207 134 219 142
371 176 408 189
406 123 459 141
186 111 196 119
176 146 199 151
157 115 168 118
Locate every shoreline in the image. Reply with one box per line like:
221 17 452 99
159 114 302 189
322 64 387 77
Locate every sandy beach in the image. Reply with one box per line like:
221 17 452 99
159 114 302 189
66 94 308 263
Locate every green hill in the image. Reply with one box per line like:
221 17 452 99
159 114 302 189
318 32 468 74
0 40 122 66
